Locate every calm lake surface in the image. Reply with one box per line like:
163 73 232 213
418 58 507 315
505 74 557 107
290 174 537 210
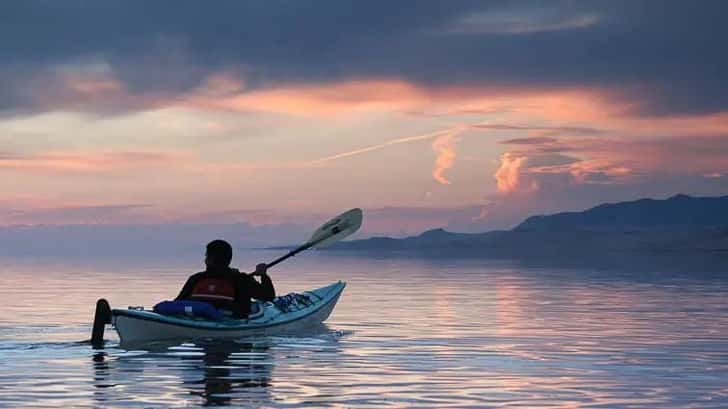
1 250 727 408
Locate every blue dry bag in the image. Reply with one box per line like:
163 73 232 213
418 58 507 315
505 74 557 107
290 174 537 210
153 300 224 320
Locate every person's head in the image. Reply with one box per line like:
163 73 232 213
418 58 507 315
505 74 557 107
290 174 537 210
205 239 233 268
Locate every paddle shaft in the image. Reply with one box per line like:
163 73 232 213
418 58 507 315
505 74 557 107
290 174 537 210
265 227 341 269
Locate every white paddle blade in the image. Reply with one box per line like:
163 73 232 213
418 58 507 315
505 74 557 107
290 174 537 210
308 208 363 248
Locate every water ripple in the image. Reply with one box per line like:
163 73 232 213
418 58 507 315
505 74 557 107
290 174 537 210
1 254 727 407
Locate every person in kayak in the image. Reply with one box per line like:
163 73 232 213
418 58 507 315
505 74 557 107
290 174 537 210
175 239 275 318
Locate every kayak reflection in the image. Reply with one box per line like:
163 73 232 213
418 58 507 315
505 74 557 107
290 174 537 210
91 339 274 407
183 341 272 406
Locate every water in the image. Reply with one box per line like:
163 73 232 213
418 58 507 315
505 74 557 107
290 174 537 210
1 251 728 408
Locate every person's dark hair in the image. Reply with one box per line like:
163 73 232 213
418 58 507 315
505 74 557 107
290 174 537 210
206 239 233 266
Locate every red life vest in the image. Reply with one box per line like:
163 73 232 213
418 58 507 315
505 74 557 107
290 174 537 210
190 277 235 302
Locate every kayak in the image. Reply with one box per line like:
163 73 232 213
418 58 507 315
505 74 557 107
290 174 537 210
111 281 345 343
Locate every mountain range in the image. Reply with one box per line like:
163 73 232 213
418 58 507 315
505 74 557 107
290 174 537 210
330 194 728 256
516 194 728 231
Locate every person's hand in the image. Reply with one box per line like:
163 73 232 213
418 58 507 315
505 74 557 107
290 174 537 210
249 263 268 277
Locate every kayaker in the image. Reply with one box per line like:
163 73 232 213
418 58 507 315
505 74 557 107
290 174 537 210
175 239 275 318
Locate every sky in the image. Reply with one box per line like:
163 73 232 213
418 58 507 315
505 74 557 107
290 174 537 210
1 1 728 237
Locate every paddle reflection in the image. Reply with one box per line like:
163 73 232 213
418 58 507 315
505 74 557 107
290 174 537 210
91 351 117 406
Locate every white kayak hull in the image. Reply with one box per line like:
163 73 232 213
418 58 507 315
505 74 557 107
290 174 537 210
112 281 345 343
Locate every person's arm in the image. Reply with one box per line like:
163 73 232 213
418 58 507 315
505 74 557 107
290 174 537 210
246 263 276 301
175 273 199 301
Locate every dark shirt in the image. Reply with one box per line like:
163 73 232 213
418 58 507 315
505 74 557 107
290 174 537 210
175 267 275 317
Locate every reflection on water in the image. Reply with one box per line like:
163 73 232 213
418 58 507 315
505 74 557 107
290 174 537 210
91 340 273 407
0 251 727 408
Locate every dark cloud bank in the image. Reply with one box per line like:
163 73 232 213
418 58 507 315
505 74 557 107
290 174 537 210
1 0 727 115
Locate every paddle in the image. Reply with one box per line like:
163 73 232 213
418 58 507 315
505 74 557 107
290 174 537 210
264 208 363 270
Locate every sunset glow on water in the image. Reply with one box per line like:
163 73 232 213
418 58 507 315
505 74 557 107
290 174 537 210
1 252 727 408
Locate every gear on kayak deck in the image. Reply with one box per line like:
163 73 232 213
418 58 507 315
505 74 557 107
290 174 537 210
272 293 316 313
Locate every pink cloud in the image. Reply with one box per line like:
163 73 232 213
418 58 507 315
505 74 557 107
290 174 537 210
431 130 460 185
0 197 158 225
178 75 645 121
0 151 183 173
494 133 728 198
495 152 535 194
6 66 728 234
182 78 436 117
13 64 728 142
22 68 172 114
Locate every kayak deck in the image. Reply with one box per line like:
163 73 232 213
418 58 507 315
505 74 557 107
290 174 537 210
111 281 345 343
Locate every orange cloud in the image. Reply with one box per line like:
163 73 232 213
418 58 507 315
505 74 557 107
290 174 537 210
567 160 633 184
493 130 728 197
431 130 460 185
495 152 533 194
183 77 434 117
14 68 728 213
305 125 469 186
14 63 728 141
494 143 639 195
178 73 638 121
178 76 728 162
24 67 728 144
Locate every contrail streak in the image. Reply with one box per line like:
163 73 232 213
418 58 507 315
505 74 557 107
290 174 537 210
308 129 453 165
